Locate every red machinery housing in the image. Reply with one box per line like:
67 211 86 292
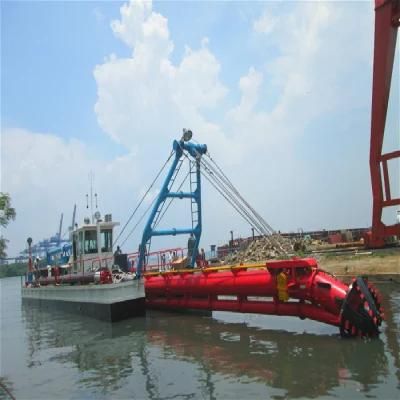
145 258 383 338
367 0 400 247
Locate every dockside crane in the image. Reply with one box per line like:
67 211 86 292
69 204 76 235
366 0 400 247
57 213 63 245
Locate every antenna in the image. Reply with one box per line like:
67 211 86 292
86 172 97 223
67 204 77 240
90 172 93 223
70 204 76 231
58 213 63 244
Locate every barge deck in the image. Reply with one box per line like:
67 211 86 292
21 280 145 322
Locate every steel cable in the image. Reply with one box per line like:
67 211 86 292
180 153 275 247
200 164 284 254
119 164 191 249
119 194 158 249
201 153 287 254
154 170 190 229
196 154 287 255
204 154 277 234
113 150 174 247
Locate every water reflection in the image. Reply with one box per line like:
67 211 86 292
20 284 399 399
383 287 400 389
146 313 388 398
21 304 146 393
0 377 15 400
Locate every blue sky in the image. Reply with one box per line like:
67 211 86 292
2 1 127 158
2 1 268 157
1 0 399 257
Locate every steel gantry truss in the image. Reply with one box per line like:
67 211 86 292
367 0 400 247
136 135 207 277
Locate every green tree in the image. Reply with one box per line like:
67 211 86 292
0 193 16 258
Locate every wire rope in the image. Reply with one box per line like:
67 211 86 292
201 153 287 253
195 153 287 255
119 194 158 249
154 170 190 229
119 161 190 248
113 150 174 247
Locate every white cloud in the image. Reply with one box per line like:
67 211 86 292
110 0 170 55
94 0 230 160
93 0 377 243
234 1 375 230
1 128 140 257
230 67 263 119
3 1 382 257
253 10 277 35
174 40 227 112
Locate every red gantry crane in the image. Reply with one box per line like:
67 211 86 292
366 0 400 248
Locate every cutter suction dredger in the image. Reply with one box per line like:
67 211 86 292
120 131 383 337
144 258 384 338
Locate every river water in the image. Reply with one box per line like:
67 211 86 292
1 276 399 399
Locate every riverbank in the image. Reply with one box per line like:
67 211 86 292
0 262 26 279
317 248 400 280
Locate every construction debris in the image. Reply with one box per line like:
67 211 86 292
221 235 295 264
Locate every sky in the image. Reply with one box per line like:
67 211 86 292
1 0 399 258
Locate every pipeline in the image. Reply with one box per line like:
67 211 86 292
144 258 383 338
36 268 112 286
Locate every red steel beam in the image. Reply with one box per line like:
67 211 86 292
381 150 400 161
382 159 391 200
369 0 400 247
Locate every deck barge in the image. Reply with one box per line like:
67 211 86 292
21 280 145 322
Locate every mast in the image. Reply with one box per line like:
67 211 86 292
86 172 97 224
57 213 63 245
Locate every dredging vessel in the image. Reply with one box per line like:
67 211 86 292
20 132 385 338
21 132 385 337
20 0 398 338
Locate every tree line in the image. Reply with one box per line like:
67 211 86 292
0 262 26 279
0 193 17 277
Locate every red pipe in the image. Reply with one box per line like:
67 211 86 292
144 258 383 337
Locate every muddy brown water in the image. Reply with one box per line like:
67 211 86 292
1 276 399 399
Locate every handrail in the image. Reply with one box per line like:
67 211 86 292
144 262 269 277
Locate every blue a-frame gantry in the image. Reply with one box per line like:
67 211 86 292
136 135 207 278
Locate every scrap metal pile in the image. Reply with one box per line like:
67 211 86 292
222 235 294 264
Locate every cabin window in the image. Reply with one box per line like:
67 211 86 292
72 234 77 260
79 231 84 254
84 230 98 254
295 266 312 279
101 229 113 253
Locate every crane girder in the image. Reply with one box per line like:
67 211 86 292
367 0 400 247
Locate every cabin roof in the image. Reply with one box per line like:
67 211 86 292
74 221 119 233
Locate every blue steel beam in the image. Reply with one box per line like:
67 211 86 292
166 192 196 199
136 138 207 278
151 228 195 236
